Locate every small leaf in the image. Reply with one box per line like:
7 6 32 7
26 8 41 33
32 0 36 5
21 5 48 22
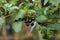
10 6 19 10
47 23 60 31
9 0 19 5
28 10 36 17
44 6 57 15
35 7 42 17
9 6 19 13
49 0 60 6
15 10 26 20
36 15 48 23
12 21 22 33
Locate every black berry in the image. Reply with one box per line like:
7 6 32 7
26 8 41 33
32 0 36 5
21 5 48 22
15 20 18 22
26 22 29 26
28 20 32 23
31 23 34 26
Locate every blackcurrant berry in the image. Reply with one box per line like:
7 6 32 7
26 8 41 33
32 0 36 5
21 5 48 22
38 22 47 26
38 22 44 25
26 22 29 26
31 23 34 26
18 18 21 21
15 20 18 22
28 20 32 23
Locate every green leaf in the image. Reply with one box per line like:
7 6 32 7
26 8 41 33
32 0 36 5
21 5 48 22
44 6 57 15
47 23 60 31
15 10 26 20
12 21 22 33
46 30 54 38
36 15 48 23
3 3 13 15
9 0 19 5
35 7 42 17
34 0 41 8
28 10 36 17
24 6 29 12
9 6 19 13
49 0 60 6
0 0 7 6
10 6 19 10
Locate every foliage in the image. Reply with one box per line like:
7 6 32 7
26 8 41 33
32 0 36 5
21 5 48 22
36 15 48 23
0 0 60 40
12 21 22 33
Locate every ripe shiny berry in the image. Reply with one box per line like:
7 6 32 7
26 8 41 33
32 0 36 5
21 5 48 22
31 23 34 26
28 20 32 23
